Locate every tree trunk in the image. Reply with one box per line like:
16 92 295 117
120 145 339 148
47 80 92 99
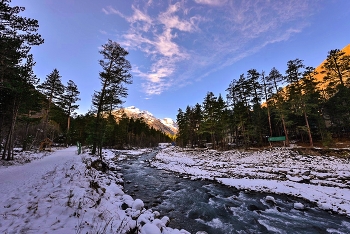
66 115 71 145
42 94 53 139
22 119 30 151
332 57 344 86
267 107 273 137
304 109 313 147
281 115 289 147
2 98 20 160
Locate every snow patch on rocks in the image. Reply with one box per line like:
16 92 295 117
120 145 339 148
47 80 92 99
151 146 350 216
0 147 190 234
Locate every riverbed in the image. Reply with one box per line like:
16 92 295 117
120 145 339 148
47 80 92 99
119 150 350 233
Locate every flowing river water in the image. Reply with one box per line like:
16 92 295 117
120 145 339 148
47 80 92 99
119 150 350 233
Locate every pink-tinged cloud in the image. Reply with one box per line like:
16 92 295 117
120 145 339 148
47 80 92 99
105 0 318 95
194 0 227 6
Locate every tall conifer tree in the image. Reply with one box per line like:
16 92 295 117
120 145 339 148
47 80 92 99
37 69 64 138
0 0 43 159
59 80 80 143
91 40 132 156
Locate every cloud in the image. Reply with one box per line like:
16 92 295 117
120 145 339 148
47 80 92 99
99 30 108 35
155 29 183 57
194 0 227 6
188 0 315 79
158 2 197 32
107 2 193 94
130 5 153 24
102 5 152 28
102 6 120 15
106 0 318 95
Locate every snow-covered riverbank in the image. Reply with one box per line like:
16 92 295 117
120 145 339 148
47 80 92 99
151 147 350 216
2 146 350 233
0 147 190 234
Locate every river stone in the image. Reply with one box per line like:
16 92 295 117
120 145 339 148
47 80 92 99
153 211 160 218
302 170 311 176
161 216 170 226
140 223 161 234
294 202 305 210
248 204 265 212
318 202 332 211
121 202 129 210
265 195 276 204
132 199 144 210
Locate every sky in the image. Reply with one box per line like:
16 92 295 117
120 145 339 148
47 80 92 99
14 0 350 121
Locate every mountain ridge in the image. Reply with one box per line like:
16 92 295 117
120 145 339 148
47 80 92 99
112 106 178 136
314 44 350 88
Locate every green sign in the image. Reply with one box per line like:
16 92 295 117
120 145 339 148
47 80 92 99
268 136 286 142
77 141 81 154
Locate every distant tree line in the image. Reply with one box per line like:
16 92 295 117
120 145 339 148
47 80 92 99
0 0 171 160
176 50 350 149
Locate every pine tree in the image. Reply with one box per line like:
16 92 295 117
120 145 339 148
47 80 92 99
301 66 323 145
193 103 203 146
247 69 264 145
176 108 189 147
285 59 315 146
0 0 43 159
37 69 65 139
59 80 80 144
260 71 273 137
91 40 132 156
215 94 229 148
322 49 350 93
267 67 289 146
201 92 217 147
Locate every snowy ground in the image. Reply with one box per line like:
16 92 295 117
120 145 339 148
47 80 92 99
2 146 350 233
151 147 350 217
0 147 190 234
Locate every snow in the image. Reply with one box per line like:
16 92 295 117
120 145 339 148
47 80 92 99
294 202 305 210
141 223 162 234
265 195 276 204
125 105 153 117
132 198 145 210
160 118 179 132
151 147 350 216
2 145 350 233
0 147 189 233
123 106 178 134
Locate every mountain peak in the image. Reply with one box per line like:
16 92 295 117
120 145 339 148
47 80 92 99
115 106 178 136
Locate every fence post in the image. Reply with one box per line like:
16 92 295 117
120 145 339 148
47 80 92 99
77 141 81 155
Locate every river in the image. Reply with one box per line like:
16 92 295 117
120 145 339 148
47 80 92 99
119 150 350 234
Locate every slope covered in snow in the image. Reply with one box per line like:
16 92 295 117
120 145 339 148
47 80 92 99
0 148 189 234
151 147 350 216
114 106 178 136
2 146 350 233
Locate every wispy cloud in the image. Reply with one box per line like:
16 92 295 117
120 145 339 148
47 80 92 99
104 0 317 95
104 2 195 95
102 6 120 15
158 2 197 32
194 0 227 6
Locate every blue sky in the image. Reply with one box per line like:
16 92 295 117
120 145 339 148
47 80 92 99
15 0 350 121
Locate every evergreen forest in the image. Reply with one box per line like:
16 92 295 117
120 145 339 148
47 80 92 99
0 0 171 160
1 0 350 160
176 51 350 149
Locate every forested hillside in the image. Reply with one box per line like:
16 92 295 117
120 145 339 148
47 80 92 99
176 45 350 149
1 0 349 160
0 0 171 160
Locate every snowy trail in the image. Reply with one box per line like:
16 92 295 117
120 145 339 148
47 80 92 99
0 148 190 234
0 147 79 195
0 147 85 233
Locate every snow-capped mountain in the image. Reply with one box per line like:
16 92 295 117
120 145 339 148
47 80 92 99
113 106 178 136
